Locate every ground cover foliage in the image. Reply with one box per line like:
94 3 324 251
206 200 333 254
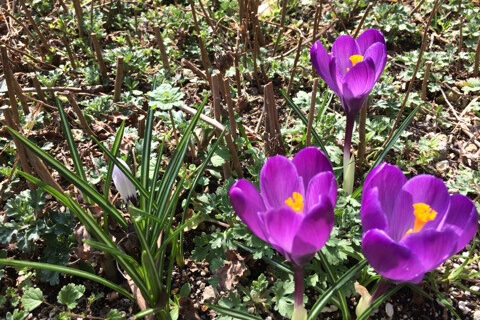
0 0 479 319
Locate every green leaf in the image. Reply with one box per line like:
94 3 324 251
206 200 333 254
55 96 90 203
5 127 127 228
21 287 43 312
0 258 133 301
207 304 262 320
57 283 85 309
106 309 126 320
308 260 367 320
211 154 226 167
372 106 420 169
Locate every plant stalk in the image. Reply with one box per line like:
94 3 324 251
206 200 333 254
343 115 355 194
292 266 307 320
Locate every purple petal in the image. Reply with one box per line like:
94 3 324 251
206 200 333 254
305 171 337 212
259 206 304 262
290 196 335 265
440 194 478 253
361 187 389 233
310 41 339 94
356 29 386 54
389 189 415 241
342 58 376 115
293 147 333 191
362 229 424 282
363 42 387 81
229 179 267 241
401 228 457 273
362 163 408 238
260 155 303 210
401 175 450 228
331 35 361 77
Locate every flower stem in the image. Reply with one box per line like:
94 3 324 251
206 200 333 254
294 266 304 307
292 266 307 320
343 115 355 194
370 278 392 303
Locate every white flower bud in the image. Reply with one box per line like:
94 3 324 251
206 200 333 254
112 158 137 203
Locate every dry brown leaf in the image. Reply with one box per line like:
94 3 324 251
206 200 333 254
215 250 246 292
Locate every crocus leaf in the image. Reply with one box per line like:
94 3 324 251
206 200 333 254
207 304 262 320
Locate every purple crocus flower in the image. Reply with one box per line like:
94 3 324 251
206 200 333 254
361 163 478 283
310 29 387 192
229 147 337 316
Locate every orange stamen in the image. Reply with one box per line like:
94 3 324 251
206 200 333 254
285 192 304 212
405 203 437 236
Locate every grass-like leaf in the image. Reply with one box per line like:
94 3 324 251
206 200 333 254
56 96 90 203
148 99 206 248
318 252 351 320
207 304 262 320
280 88 328 155
103 120 126 200
308 259 367 320
6 127 127 228
356 284 404 320
0 258 134 300
140 106 155 210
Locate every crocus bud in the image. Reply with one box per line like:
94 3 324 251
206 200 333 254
112 158 137 204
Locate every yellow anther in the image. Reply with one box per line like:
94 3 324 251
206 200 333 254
349 54 364 67
285 192 304 212
405 203 437 236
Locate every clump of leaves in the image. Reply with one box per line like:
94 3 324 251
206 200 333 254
148 83 185 111
0 190 75 285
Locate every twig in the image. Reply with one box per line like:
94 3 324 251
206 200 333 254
211 74 231 178
90 33 108 82
234 28 243 96
306 79 318 146
264 82 285 156
286 38 303 96
153 26 171 75
421 61 432 100
65 92 96 137
385 0 442 144
175 105 224 131
0 85 105 94
189 0 212 84
31 76 46 103
2 109 35 180
1 46 21 125
222 78 238 140
312 1 323 45
411 0 426 16
72 0 84 37
224 132 243 178
19 0 49 51
1 9 45 58
113 56 124 103
457 0 463 55
0 42 55 68
181 59 207 80
1 46 29 115
353 2 372 38
473 35 480 77
273 0 288 56
61 36 78 69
